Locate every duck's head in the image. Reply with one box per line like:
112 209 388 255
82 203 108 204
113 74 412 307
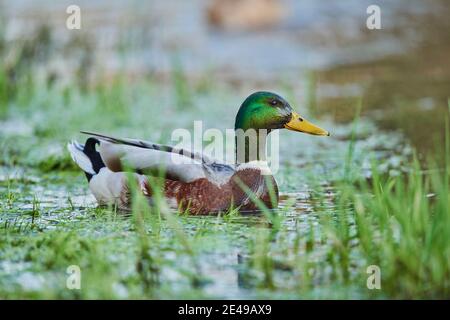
235 91 330 136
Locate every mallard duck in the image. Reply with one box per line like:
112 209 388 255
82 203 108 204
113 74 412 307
68 91 329 214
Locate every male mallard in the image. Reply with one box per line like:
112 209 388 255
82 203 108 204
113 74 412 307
68 91 329 214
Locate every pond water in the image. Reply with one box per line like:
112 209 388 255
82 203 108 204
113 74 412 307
0 100 409 298
0 171 344 298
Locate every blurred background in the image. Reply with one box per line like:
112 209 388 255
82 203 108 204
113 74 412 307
1 0 449 158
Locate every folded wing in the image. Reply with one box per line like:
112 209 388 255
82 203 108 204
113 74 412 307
81 131 235 184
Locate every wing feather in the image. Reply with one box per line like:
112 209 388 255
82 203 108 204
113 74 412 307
80 131 235 184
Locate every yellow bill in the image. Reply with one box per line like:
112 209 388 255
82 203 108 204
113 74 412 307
284 112 330 136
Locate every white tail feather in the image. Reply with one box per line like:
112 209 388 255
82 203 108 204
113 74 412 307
67 141 96 175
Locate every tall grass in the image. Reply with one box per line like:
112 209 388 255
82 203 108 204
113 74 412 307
232 101 450 298
124 167 206 296
171 56 192 109
305 70 317 118
351 156 449 297
299 105 450 298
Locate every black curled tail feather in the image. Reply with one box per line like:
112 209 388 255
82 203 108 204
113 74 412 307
82 138 106 181
67 138 106 182
84 138 105 172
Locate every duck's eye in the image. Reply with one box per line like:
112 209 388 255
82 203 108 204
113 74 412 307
270 100 278 106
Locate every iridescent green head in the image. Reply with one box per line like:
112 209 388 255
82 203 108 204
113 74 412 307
235 91 330 136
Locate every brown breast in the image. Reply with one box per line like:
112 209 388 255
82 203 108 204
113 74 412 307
162 168 279 215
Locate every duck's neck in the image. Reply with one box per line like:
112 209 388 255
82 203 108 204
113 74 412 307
235 129 269 164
